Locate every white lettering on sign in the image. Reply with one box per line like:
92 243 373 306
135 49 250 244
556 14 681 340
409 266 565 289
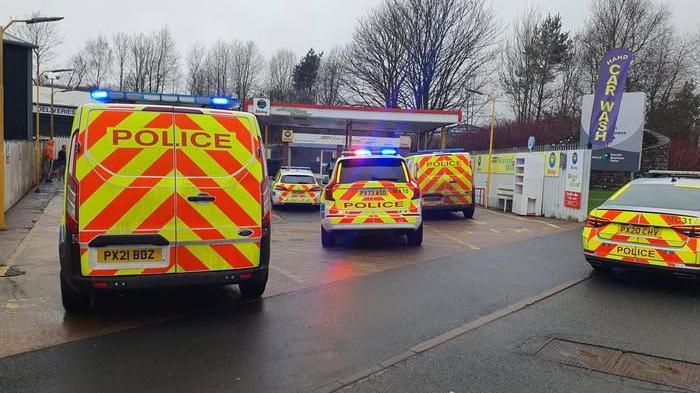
33 105 77 117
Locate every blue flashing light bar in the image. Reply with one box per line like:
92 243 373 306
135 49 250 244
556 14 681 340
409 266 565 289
89 90 240 109
380 148 398 155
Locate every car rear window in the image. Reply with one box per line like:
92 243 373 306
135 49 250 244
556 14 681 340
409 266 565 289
281 175 316 184
339 158 407 183
604 183 700 211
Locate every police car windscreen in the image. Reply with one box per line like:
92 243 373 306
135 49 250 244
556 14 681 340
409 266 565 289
604 184 700 211
282 175 316 184
339 158 407 183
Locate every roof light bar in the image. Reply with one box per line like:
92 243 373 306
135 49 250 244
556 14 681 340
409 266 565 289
381 148 398 155
354 149 372 156
89 90 240 109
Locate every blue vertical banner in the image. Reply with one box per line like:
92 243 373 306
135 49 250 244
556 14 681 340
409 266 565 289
588 48 635 147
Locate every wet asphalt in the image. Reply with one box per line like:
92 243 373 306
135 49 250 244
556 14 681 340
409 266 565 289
0 228 589 393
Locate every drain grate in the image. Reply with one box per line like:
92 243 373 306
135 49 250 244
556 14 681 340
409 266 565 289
0 266 24 277
537 339 622 371
537 339 700 392
613 352 700 392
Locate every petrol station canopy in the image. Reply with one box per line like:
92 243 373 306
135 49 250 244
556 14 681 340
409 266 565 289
244 101 462 135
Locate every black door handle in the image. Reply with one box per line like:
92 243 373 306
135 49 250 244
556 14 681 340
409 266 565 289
188 193 216 203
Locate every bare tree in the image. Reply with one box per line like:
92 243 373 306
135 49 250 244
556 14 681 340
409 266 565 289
391 0 499 110
345 3 407 108
185 43 208 95
317 47 346 105
554 36 585 118
499 8 540 121
265 49 296 102
230 40 265 100
205 40 233 95
500 10 570 120
579 0 673 92
10 11 63 81
111 32 130 90
82 35 113 88
65 52 88 89
125 32 153 92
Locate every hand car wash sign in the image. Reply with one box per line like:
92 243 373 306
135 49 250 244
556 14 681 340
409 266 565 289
588 48 634 147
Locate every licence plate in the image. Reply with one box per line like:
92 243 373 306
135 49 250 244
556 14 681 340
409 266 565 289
619 225 660 237
359 189 387 197
292 190 306 195
97 248 163 263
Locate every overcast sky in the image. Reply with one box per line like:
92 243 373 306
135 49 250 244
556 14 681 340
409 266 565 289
4 0 699 68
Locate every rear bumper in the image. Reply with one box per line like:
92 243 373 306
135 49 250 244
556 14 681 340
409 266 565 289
67 267 268 291
321 217 422 231
422 203 472 211
585 254 700 276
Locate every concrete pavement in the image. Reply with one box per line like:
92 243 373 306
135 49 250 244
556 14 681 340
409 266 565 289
339 271 700 393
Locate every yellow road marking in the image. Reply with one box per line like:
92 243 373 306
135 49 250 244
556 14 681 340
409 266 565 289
481 209 560 228
427 226 480 250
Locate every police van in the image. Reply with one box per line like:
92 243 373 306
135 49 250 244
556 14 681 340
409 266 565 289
320 149 422 247
405 150 475 218
59 90 271 311
271 166 321 207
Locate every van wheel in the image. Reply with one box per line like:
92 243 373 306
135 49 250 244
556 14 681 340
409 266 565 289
321 226 336 248
406 224 423 246
462 205 475 219
61 276 91 313
239 270 268 299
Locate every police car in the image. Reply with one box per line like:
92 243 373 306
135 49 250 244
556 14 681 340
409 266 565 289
320 149 422 247
271 166 321 207
405 150 475 218
583 171 700 277
58 90 271 311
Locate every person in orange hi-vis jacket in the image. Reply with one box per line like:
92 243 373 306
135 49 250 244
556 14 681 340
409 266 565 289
42 138 55 183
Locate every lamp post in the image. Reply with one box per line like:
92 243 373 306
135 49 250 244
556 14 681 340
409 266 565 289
0 16 63 229
467 89 496 209
35 67 70 192
43 69 72 138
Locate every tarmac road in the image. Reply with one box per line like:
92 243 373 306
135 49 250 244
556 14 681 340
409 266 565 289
0 227 590 393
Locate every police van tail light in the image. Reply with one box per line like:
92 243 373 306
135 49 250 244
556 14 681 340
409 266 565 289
409 181 421 200
673 225 700 238
323 181 337 202
311 185 321 192
66 174 79 235
585 215 610 228
274 184 286 191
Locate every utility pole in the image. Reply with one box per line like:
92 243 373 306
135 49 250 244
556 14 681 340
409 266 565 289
467 89 496 209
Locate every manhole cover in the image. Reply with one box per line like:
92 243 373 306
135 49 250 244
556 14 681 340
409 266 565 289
613 353 700 392
536 339 700 392
537 339 622 371
0 266 24 277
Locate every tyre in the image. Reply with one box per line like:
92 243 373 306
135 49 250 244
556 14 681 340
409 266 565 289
239 270 268 299
406 224 423 246
60 275 91 313
321 226 336 248
463 189 476 219
589 262 610 273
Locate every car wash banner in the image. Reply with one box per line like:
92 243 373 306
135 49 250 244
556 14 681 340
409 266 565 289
588 48 634 148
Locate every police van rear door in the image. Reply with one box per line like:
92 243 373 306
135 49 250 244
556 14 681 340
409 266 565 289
416 153 473 206
173 110 263 273
77 105 177 276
